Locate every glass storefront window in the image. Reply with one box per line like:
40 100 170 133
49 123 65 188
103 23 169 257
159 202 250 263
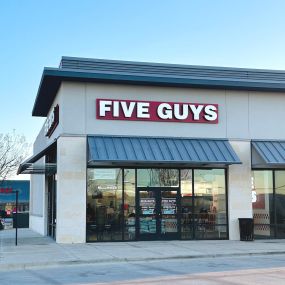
181 169 227 240
194 169 227 239
252 170 274 239
124 169 136 240
137 169 179 187
181 169 193 239
87 168 123 241
87 167 228 242
275 171 285 238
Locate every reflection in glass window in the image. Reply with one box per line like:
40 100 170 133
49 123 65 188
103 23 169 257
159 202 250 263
181 169 193 239
161 190 178 233
124 169 136 240
86 167 228 241
194 169 227 239
252 170 274 239
139 190 157 234
87 168 123 241
275 171 285 238
137 169 179 187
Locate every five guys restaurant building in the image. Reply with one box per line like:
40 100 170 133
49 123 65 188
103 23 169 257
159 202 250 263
18 57 285 243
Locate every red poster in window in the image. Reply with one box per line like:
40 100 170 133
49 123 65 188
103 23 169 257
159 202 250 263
252 193 265 209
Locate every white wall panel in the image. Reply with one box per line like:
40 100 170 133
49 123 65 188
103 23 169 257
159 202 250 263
226 91 250 139
249 92 285 140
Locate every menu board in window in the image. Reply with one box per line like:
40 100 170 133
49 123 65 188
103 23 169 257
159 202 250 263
140 198 155 215
162 198 177 214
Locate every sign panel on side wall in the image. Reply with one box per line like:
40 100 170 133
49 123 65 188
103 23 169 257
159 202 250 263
96 99 218 124
45 105 59 137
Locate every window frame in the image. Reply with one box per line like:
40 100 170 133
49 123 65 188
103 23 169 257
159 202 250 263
86 166 229 242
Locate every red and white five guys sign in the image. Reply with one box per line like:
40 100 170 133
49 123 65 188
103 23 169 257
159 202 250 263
96 99 218 124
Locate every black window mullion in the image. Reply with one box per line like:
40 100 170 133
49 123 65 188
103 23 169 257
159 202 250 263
192 168 195 239
178 169 181 239
135 169 139 240
122 168 125 241
273 170 277 238
225 168 229 240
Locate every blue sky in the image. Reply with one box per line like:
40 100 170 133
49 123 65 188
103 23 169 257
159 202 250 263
1 0 285 144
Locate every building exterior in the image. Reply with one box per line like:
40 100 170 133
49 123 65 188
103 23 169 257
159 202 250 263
18 57 285 243
0 180 30 228
0 180 30 215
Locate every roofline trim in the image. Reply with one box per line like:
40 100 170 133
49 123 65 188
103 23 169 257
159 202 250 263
33 60 285 117
61 56 285 74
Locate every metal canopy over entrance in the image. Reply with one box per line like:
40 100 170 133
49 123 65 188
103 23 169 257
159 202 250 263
17 141 57 175
88 135 241 166
252 140 285 168
18 163 57 175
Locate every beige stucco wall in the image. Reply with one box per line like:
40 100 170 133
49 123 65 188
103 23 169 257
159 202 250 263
29 85 64 235
29 157 47 236
56 135 86 243
56 82 285 140
228 141 252 240
35 81 285 146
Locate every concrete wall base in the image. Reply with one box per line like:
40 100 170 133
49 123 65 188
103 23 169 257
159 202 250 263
29 215 45 236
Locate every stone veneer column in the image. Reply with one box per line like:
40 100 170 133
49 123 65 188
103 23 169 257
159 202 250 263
56 136 86 243
228 140 252 240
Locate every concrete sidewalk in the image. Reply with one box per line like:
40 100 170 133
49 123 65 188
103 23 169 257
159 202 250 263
1 229 285 271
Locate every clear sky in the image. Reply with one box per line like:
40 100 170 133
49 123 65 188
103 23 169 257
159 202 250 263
1 0 285 144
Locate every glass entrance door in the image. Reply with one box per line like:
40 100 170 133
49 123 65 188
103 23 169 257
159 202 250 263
137 188 179 240
47 175 56 240
161 190 179 239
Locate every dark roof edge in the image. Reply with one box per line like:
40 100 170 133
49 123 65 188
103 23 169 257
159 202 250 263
33 61 285 117
32 69 49 116
61 56 285 74
252 139 285 142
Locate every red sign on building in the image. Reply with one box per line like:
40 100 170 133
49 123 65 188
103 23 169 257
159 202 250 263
96 99 218 124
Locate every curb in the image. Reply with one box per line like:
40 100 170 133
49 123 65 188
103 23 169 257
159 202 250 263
1 250 285 271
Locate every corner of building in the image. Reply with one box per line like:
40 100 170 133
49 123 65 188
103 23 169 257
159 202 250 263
56 135 87 243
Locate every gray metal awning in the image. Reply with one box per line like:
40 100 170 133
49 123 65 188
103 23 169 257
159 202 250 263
18 163 57 175
88 136 241 166
17 141 57 175
252 140 285 168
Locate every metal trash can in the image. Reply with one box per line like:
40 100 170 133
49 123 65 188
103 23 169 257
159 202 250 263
13 213 29 228
238 218 254 241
